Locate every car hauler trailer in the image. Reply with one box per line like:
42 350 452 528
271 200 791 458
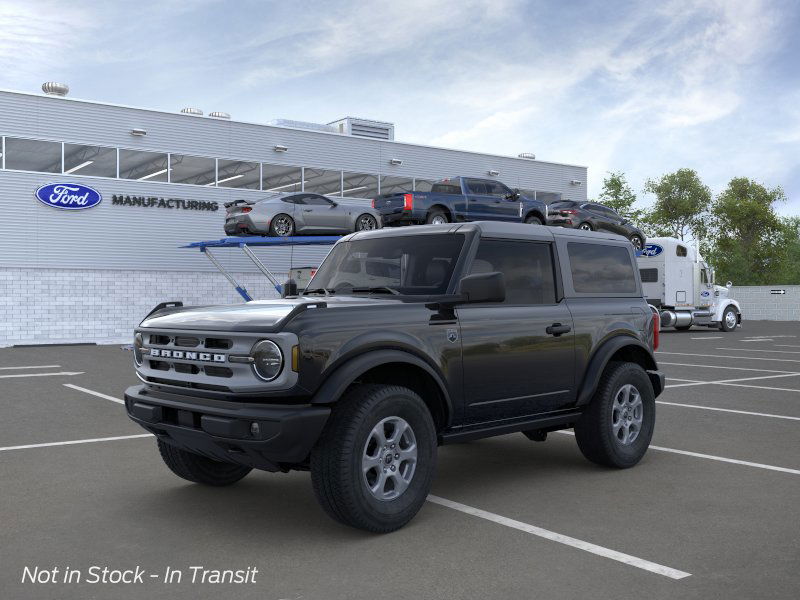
637 237 742 332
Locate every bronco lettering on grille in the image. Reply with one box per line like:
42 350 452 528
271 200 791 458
149 349 226 362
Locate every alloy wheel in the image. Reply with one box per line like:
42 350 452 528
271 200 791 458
611 384 643 446
357 215 377 231
431 215 448 225
273 216 293 236
362 416 418 501
579 223 592 231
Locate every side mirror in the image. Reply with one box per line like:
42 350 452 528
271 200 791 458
329 201 338 208
281 279 298 297
458 272 505 304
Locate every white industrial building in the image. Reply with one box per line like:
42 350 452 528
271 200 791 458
0 84 588 346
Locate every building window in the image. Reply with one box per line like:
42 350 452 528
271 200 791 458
119 149 169 182
304 168 342 196
217 159 260 189
170 154 216 186
379 175 413 195
63 144 117 178
4 137 61 173
342 171 379 199
414 178 436 192
263 164 302 193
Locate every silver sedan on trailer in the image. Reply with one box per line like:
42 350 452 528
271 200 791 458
224 192 382 237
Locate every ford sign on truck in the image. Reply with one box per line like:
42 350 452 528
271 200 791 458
35 183 102 210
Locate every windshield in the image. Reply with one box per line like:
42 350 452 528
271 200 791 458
305 234 465 296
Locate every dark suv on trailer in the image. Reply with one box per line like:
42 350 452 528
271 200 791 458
547 200 646 250
124 222 663 532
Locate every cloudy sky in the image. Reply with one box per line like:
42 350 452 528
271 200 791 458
1 0 799 213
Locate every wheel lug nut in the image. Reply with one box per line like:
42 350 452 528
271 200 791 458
390 444 395 448
390 465 396 471
395 453 399 459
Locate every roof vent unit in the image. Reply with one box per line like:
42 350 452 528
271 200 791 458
209 111 231 119
328 117 394 141
268 119 337 134
42 82 69 97
180 107 203 116
518 152 536 160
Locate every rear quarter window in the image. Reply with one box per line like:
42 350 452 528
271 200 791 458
567 243 638 294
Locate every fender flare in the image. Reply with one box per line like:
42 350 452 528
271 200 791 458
576 336 659 405
524 209 546 223
309 348 453 421
714 299 741 322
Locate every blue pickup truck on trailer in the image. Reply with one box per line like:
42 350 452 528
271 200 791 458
372 176 548 226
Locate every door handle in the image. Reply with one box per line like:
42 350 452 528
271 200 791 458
546 323 571 336
303 209 313 212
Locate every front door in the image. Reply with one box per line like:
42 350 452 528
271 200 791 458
299 195 348 232
457 238 576 424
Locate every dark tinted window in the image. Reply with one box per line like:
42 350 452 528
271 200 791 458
568 243 637 294
676 245 688 257
282 195 302 204
640 268 659 283
484 181 513 197
469 240 556 305
465 179 489 195
306 234 465 296
430 180 462 194
303 194 334 206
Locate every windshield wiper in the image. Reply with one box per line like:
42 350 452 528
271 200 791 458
350 286 400 295
303 287 334 296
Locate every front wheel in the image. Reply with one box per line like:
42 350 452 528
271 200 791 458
630 235 644 251
157 440 252 486
719 306 738 332
310 384 437 533
578 222 593 231
525 215 543 225
269 213 295 237
574 362 655 469
355 213 378 231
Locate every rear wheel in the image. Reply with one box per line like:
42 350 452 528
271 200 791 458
578 222 593 231
355 213 378 231
269 214 295 237
157 440 252 486
426 209 449 225
574 362 655 468
525 214 543 225
310 384 437 532
719 306 738 332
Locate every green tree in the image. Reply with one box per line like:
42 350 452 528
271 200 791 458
642 168 711 241
705 177 787 285
598 171 642 223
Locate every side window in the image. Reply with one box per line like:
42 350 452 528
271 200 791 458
567 243 637 294
676 245 688 257
304 195 334 206
465 179 489 195
430 181 462 194
282 195 303 204
485 181 512 197
469 240 556 305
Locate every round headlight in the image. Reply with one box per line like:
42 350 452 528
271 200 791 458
133 332 144 366
252 340 283 381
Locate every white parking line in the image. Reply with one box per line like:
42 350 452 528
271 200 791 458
0 365 61 370
63 384 124 404
0 434 152 453
717 347 800 354
0 371 84 379
659 362 796 374
740 339 773 342
556 431 800 475
656 401 800 421
690 336 723 340
657 352 800 364
426 495 691 579
717 382 800 394
665 372 800 389
776 344 800 348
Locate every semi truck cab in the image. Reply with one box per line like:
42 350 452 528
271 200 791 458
637 237 742 332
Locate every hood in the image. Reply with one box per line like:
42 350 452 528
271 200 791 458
714 285 730 298
140 296 403 332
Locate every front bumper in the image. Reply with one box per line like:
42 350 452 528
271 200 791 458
647 370 666 398
124 384 330 471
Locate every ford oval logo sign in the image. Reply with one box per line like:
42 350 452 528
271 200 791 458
640 243 663 257
35 183 102 210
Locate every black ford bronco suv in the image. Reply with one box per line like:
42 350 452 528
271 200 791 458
125 222 664 532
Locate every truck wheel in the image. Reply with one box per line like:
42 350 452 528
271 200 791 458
574 362 655 469
269 214 295 237
156 440 252 486
310 384 437 533
719 306 738 332
525 215 543 225
426 209 449 225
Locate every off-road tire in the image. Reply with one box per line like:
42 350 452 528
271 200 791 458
719 306 738 332
525 215 543 225
426 209 449 225
310 384 437 533
157 440 252 486
574 362 655 469
269 213 295 237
